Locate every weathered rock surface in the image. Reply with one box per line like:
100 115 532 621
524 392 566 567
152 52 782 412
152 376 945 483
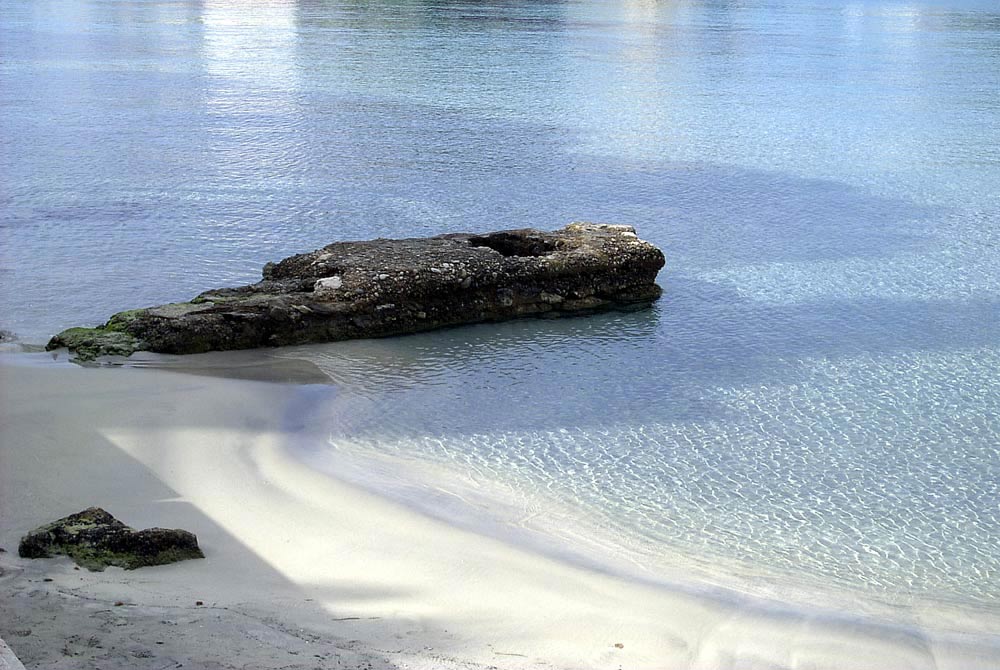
48 223 665 361
18 508 204 571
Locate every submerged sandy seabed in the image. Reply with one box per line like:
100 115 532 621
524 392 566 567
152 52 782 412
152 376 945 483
0 354 997 670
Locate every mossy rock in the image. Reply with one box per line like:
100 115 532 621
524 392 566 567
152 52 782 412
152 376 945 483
18 507 204 571
46 327 141 361
46 224 666 360
145 301 214 318
105 309 148 332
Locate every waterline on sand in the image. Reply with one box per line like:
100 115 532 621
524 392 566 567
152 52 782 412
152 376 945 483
2 357 998 669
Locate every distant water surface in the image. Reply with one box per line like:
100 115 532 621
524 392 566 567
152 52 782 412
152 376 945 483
2 0 999 641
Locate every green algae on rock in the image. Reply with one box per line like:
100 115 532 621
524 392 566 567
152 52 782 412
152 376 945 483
45 326 142 361
18 507 204 571
47 223 665 361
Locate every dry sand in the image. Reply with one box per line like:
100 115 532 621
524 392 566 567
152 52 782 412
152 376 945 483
1 356 997 670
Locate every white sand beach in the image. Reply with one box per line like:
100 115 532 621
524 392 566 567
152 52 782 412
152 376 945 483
0 356 996 670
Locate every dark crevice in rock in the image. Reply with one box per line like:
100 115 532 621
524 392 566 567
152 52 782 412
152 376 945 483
467 231 557 257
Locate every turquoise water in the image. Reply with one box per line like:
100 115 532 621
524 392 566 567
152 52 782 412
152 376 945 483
2 0 998 630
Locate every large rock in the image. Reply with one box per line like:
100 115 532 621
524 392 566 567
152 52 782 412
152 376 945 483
18 508 204 571
48 223 665 361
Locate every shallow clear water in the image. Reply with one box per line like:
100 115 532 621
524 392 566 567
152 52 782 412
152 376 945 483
2 0 999 623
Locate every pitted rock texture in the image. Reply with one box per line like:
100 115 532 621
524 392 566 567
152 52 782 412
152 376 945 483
18 507 204 571
48 223 665 361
